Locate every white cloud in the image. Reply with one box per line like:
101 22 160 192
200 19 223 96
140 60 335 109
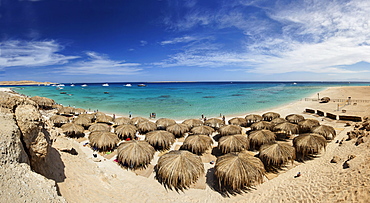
140 40 148 46
57 52 143 75
0 40 78 69
160 36 197 45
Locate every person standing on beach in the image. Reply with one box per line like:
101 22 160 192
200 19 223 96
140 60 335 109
129 111 132 118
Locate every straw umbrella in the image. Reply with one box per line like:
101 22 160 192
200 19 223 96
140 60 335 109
155 150 204 191
156 118 176 130
205 118 225 129
245 114 263 126
52 104 63 110
89 131 119 151
50 115 69 127
321 97 330 103
94 111 106 118
115 124 137 140
96 114 113 124
116 140 155 170
214 150 265 192
61 123 85 137
311 125 336 140
74 108 86 115
137 121 157 134
273 122 299 138
73 116 91 128
57 106 75 116
218 134 249 154
131 117 149 125
182 119 203 128
78 113 94 122
30 96 55 109
298 119 320 133
262 112 280 121
145 130 175 150
218 125 242 136
181 134 213 155
249 130 276 150
270 118 287 125
191 125 215 135
258 142 295 169
114 117 131 125
293 133 327 159
88 123 110 132
250 121 273 131
285 114 305 124
228 117 247 127
166 123 190 138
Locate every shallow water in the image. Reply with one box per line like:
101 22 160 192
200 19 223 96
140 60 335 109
12 82 370 119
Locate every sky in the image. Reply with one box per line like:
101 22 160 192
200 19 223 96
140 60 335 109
1 0 370 83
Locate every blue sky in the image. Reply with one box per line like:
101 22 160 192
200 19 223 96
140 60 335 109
1 0 370 83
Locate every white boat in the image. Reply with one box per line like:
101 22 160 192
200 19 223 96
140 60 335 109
138 84 146 87
102 83 109 87
70 84 75 87
57 84 65 87
124 84 132 87
293 82 297 85
81 84 88 87
56 87 63 90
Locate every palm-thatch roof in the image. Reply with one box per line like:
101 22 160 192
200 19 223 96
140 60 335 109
258 142 295 169
293 133 327 159
61 123 85 137
218 134 249 154
320 97 330 103
182 118 203 128
311 125 336 140
88 123 110 132
115 124 137 140
156 118 176 130
52 104 63 110
262 112 280 121
89 131 119 151
228 117 247 127
73 116 91 127
190 125 215 135
116 140 155 170
270 118 287 125
245 114 263 126
94 111 106 118
131 117 149 125
181 134 213 155
73 108 86 115
155 150 204 191
298 119 320 133
50 115 69 126
218 125 242 136
145 130 175 150
273 122 299 135
78 113 95 121
57 106 75 116
250 121 274 131
95 114 113 124
114 117 131 125
30 96 55 109
249 130 276 150
285 114 305 124
137 121 157 134
214 151 265 192
166 123 190 138
205 118 225 129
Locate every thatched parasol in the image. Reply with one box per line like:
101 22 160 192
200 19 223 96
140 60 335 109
156 118 176 130
95 114 113 124
155 150 204 191
88 123 110 132
191 125 215 135
228 117 247 127
311 125 336 140
73 108 86 115
115 124 137 140
182 119 203 128
250 121 274 131
131 117 149 125
249 130 276 150
214 150 265 192
78 113 94 121
94 111 106 118
61 123 85 137
89 131 119 151
52 104 63 110
285 114 305 124
114 117 131 125
245 114 263 126
166 123 189 138
116 140 155 170
50 115 69 127
270 118 287 125
57 106 75 116
204 118 225 129
30 96 55 109
320 97 330 103
258 142 295 168
181 134 213 155
273 122 299 136
145 130 175 150
73 116 91 128
137 121 157 134
293 133 327 159
262 112 280 121
298 119 320 133
218 125 242 136
218 134 249 154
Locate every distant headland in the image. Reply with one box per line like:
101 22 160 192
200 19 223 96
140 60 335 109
0 80 56 86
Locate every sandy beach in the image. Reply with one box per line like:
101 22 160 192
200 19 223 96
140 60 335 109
1 85 370 202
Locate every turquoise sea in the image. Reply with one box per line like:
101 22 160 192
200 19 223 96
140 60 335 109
10 82 370 120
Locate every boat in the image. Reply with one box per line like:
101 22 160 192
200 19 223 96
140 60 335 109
60 92 67 94
56 87 63 90
124 84 132 87
81 84 88 87
70 84 75 87
138 84 146 87
102 83 109 87
293 82 297 85
104 92 109 94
